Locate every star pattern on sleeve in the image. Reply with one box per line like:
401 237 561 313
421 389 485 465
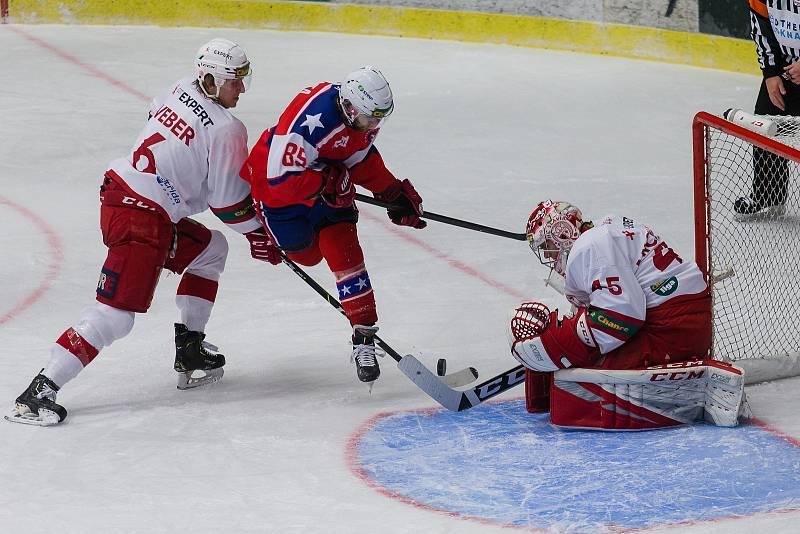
301 113 324 135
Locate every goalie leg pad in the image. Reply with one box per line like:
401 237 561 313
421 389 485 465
550 360 747 430
525 370 551 413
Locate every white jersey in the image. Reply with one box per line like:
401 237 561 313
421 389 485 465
564 215 707 354
106 76 260 234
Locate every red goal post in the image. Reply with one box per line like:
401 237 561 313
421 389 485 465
693 111 800 383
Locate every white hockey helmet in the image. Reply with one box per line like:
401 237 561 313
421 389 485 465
526 200 587 276
196 38 252 98
338 66 394 131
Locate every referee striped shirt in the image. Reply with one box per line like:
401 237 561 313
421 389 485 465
750 0 800 78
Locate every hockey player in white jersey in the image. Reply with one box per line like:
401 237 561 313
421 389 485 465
508 200 748 429
7 39 277 426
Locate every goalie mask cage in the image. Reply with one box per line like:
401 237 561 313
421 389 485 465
693 111 800 383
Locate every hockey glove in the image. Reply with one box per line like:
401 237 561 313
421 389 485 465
245 230 282 265
508 303 599 372
320 163 355 209
375 178 426 229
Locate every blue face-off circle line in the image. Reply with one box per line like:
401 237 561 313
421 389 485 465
347 399 800 533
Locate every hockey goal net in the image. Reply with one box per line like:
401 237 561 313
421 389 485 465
694 111 800 383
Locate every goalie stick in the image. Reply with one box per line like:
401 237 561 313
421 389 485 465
354 193 527 242
279 253 479 390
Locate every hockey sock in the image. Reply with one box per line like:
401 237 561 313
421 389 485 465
43 302 135 387
319 223 378 326
176 272 218 332
43 337 89 388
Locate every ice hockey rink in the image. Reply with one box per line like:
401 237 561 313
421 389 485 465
1 23 799 534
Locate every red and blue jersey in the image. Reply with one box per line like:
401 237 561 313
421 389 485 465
242 82 397 208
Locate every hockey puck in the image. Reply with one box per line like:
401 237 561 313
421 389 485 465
436 358 447 376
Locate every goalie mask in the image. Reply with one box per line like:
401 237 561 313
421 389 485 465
196 38 252 100
526 200 586 276
338 66 394 132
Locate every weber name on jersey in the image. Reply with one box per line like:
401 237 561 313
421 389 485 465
106 76 259 234
564 215 708 354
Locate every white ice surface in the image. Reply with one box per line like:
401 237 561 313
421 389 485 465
0 24 798 534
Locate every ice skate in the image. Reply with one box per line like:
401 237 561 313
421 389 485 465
351 325 382 388
174 323 225 390
733 196 785 219
5 371 67 426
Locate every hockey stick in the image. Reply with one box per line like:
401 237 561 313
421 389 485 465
398 359 527 411
279 253 479 389
354 193 527 242
282 249 527 410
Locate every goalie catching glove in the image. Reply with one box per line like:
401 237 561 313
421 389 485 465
374 178 426 229
508 302 600 371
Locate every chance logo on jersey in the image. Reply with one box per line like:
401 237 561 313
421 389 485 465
587 308 642 341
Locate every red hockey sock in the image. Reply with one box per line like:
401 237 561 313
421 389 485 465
319 223 377 326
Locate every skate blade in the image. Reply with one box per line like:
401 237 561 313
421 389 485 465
176 367 224 390
4 409 61 427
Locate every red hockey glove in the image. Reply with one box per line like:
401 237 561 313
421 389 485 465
375 178 426 229
320 163 355 208
245 230 281 265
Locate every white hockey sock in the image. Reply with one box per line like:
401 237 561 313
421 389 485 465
43 302 135 388
176 294 213 333
43 345 84 389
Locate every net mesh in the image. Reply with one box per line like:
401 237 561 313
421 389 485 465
702 114 800 374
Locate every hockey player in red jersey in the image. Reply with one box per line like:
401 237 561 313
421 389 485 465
7 39 273 426
241 66 426 385
505 201 749 429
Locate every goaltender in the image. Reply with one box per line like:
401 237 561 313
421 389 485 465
506 200 748 430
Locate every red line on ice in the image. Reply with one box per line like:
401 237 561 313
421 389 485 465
0 196 64 326
360 211 527 299
8 25 151 102
751 417 800 448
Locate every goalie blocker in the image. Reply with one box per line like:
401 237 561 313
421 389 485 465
536 360 749 430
